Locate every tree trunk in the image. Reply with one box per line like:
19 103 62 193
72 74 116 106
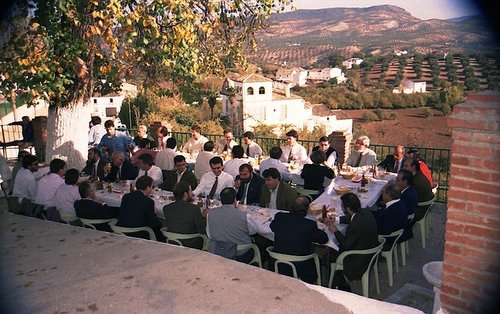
10 90 18 121
45 103 90 169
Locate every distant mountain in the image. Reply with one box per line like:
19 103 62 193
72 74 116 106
446 15 481 22
251 5 498 66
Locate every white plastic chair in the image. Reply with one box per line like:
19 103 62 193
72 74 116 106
292 186 319 202
161 228 209 251
79 218 117 230
417 196 436 249
400 213 415 266
109 221 157 241
266 246 322 286
379 229 404 287
237 243 262 268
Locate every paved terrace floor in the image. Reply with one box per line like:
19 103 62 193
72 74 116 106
0 199 445 313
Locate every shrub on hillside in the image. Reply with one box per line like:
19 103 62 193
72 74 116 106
389 112 398 120
372 109 385 120
422 108 433 117
362 111 379 122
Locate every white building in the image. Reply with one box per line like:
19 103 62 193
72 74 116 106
220 73 352 136
393 79 427 94
342 58 364 69
307 67 346 83
89 82 138 119
275 67 308 86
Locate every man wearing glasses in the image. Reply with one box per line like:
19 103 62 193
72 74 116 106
345 135 377 167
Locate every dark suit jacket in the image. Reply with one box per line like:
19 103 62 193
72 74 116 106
82 158 108 181
236 174 264 205
300 164 335 191
117 190 163 240
378 155 407 173
401 186 418 216
312 146 337 159
104 160 138 182
377 200 408 249
163 200 206 249
333 208 379 281
414 171 434 221
259 181 298 211
271 212 328 284
159 170 198 192
74 198 119 232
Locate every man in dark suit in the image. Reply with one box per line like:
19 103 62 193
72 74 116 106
378 145 406 173
163 181 208 249
396 169 419 243
404 158 434 221
116 176 165 241
324 192 379 290
259 168 298 211
235 164 263 205
311 136 337 168
81 147 108 181
376 184 408 249
159 155 198 191
104 151 138 182
74 181 118 231
270 196 328 284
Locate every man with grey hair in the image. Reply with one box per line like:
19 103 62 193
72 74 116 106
133 124 155 149
104 151 138 181
345 135 377 167
376 183 408 249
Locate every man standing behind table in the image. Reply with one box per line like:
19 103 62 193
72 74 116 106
345 135 377 168
75 181 118 232
242 131 262 157
259 168 298 211
193 157 234 199
235 164 264 206
104 151 138 182
259 147 292 182
310 136 337 168
117 175 165 241
207 188 258 263
88 116 106 147
280 129 308 164
82 147 108 181
379 145 406 173
163 181 208 249
194 141 216 181
32 158 66 217
133 124 156 149
182 124 208 154
216 128 238 154
155 138 177 171
52 169 82 224
156 126 170 150
375 184 408 249
270 196 328 284
403 158 434 221
136 153 163 187
159 155 198 192
98 120 136 159
223 145 247 179
12 154 39 214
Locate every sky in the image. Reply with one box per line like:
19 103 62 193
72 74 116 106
290 0 482 20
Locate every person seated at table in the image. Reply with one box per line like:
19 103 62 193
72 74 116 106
163 181 208 249
403 157 434 221
216 128 238 154
136 153 163 187
375 184 408 249
407 149 433 186
12 154 39 215
159 155 198 192
155 137 177 171
10 150 30 193
242 131 262 157
88 116 106 147
378 145 406 173
235 164 263 206
301 151 335 197
104 151 138 182
310 136 337 168
32 158 66 217
395 169 418 243
51 169 82 225
323 192 379 291
156 126 170 150
133 124 156 149
182 124 208 154
194 141 216 181
260 168 298 211
207 187 258 263
82 147 108 181
345 135 377 168
0 155 12 194
280 129 308 164
74 181 118 232
223 145 246 179
98 120 136 159
117 175 165 241
259 147 292 182
131 138 157 166
270 196 328 284
192 156 234 199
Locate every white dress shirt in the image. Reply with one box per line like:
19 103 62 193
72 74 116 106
52 184 81 222
12 168 37 203
192 171 234 197
88 124 106 146
155 148 177 171
280 144 308 163
268 185 279 209
223 158 246 179
34 173 64 207
345 148 377 167
243 142 263 157
259 158 292 182
216 138 238 154
182 135 209 154
194 151 216 180
137 165 163 187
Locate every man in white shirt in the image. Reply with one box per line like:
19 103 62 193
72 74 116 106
194 141 216 180
242 131 263 157
223 145 246 179
155 138 177 171
88 116 106 147
156 126 170 150
193 156 234 199
136 153 163 187
216 128 238 154
182 124 208 154
259 147 292 182
34 158 66 210
345 135 377 168
280 129 308 164
52 168 81 223
12 154 39 214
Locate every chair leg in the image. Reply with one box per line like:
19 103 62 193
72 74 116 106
328 267 334 288
394 246 400 273
406 240 410 255
419 220 426 249
374 261 380 295
386 254 393 287
400 242 406 266
361 273 369 298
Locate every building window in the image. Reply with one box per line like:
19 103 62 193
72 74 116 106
247 87 254 95
259 86 265 95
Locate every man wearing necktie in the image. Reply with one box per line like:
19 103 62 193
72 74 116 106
235 164 264 205
345 135 377 168
192 156 235 199
378 145 406 173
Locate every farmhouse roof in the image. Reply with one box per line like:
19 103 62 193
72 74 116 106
308 104 351 119
235 73 273 83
